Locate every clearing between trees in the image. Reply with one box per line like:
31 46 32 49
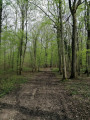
0 68 90 120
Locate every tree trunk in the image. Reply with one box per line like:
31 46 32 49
59 0 67 79
50 42 53 68
22 0 28 67
0 0 2 46
86 1 90 76
33 38 37 71
17 48 19 75
0 0 2 67
70 13 77 78
38 38 42 71
57 27 62 74
45 39 48 68
12 49 14 71
19 8 25 75
4 48 6 72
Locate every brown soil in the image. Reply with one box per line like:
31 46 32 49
0 69 90 120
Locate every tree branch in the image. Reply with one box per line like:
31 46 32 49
29 2 56 24
74 0 77 6
68 0 72 12
76 0 84 9
65 14 71 22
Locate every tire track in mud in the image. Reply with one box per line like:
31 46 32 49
39 72 73 120
0 70 75 120
0 102 61 120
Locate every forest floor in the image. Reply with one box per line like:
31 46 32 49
0 68 90 120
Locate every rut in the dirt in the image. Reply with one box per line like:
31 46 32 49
0 71 86 120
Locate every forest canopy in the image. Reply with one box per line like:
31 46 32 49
0 0 90 79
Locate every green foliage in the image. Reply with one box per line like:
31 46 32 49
0 0 89 78
51 68 59 72
40 17 52 27
0 76 27 97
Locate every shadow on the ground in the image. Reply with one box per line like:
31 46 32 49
0 102 71 120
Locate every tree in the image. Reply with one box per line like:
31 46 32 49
0 0 2 46
68 0 83 78
59 0 67 79
17 0 27 75
85 0 90 76
22 0 28 67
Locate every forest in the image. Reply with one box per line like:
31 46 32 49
0 0 90 120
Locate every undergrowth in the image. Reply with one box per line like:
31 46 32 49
0 75 27 97
51 68 90 99
66 82 90 98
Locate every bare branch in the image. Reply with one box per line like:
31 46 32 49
68 0 72 12
65 14 71 22
29 2 56 24
76 0 84 9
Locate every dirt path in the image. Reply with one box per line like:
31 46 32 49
0 70 90 120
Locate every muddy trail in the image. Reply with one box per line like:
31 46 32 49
0 70 90 120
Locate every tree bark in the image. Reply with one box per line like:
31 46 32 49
68 0 81 78
57 27 62 74
0 0 2 46
33 38 37 71
86 1 90 76
38 38 42 71
50 42 53 68
70 13 77 78
22 0 28 67
59 0 67 79
45 38 48 68
19 6 25 75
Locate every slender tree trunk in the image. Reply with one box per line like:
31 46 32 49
33 38 37 71
86 1 90 76
0 0 2 67
14 9 19 75
22 1 28 67
59 0 67 79
68 36 71 71
50 42 53 67
0 0 2 46
45 39 48 68
9 43 12 68
38 38 42 71
12 49 14 71
17 48 19 75
29 48 34 72
77 31 80 75
57 27 62 74
19 8 25 75
70 13 77 78
4 48 6 72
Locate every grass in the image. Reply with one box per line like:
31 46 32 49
0 75 28 98
66 82 90 98
51 69 90 99
51 68 59 72
23 67 32 72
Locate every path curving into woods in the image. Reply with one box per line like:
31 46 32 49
0 69 90 120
